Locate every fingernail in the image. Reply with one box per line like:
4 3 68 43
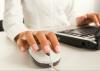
30 47 35 54
43 45 50 53
21 47 25 52
32 44 39 51
97 23 100 26
55 45 61 53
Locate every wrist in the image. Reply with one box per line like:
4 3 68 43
14 32 26 42
14 31 33 42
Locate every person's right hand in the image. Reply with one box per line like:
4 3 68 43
76 13 100 27
15 31 60 54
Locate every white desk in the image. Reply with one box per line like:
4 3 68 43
0 32 100 70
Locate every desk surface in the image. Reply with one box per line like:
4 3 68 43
0 32 100 70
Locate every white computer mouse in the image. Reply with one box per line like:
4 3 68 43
28 47 61 68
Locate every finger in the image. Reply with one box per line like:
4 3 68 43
76 16 87 27
25 31 39 51
46 32 60 53
16 39 28 52
35 32 50 53
96 13 100 25
22 40 29 50
87 13 100 26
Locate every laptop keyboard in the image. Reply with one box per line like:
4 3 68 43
60 26 99 41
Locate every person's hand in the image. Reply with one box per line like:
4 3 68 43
76 13 100 27
15 31 60 54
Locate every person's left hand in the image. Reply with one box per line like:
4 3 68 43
76 13 100 27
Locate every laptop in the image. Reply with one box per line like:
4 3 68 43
56 26 100 50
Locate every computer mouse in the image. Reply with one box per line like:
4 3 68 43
28 47 61 68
